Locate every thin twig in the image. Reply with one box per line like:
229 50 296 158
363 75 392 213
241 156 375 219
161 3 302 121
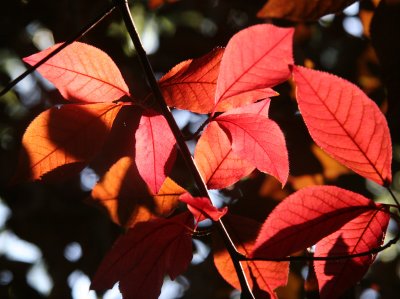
0 3 116 98
114 1 255 298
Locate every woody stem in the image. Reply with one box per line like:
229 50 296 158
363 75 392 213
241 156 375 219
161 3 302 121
114 0 255 298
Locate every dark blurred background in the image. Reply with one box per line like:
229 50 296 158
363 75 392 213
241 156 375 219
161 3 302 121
1 0 400 298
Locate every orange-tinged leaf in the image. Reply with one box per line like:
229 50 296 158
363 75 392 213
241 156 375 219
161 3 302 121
135 111 177 194
194 121 255 189
23 42 130 103
17 103 122 181
179 192 227 222
251 186 382 259
215 24 293 110
315 207 390 299
216 113 289 185
160 48 223 114
91 157 185 227
257 0 357 21
292 66 392 185
91 212 193 299
213 214 289 299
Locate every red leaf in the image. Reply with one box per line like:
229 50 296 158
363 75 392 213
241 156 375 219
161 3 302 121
251 186 382 259
135 111 177 194
91 157 185 227
23 42 130 103
160 48 223 114
16 103 122 181
257 0 357 21
215 24 293 110
221 98 271 117
179 192 227 222
216 113 289 185
194 121 255 189
213 214 289 299
148 0 178 9
91 213 193 299
315 207 390 299
292 66 392 185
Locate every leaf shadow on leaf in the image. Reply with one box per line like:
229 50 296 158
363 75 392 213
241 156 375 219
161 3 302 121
252 206 372 259
319 235 361 298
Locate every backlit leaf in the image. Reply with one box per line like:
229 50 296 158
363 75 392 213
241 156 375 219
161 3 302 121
315 207 390 299
194 121 255 189
292 66 392 185
16 103 122 181
91 213 193 299
91 157 185 227
160 48 223 113
251 186 381 259
213 214 289 299
179 192 227 222
257 0 357 21
215 24 293 110
135 110 177 194
23 42 130 103
216 113 289 185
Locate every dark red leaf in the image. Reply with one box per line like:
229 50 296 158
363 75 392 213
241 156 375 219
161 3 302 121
91 213 193 299
135 111 177 194
314 207 390 299
293 65 392 185
23 42 130 103
215 24 293 111
179 192 227 222
213 214 289 298
251 186 382 259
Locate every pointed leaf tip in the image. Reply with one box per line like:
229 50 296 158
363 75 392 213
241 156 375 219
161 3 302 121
23 42 130 103
179 193 227 222
293 65 392 185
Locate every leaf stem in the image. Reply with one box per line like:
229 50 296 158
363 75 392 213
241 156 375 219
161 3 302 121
386 186 400 208
0 3 116 98
114 1 255 298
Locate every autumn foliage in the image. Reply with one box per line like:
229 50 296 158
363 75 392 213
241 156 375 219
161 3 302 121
15 4 397 299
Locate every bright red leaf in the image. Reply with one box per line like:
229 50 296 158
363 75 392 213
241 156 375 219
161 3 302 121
91 156 185 227
16 103 122 181
160 48 224 113
23 42 130 103
257 0 357 21
221 98 271 117
194 121 255 189
135 110 177 194
213 214 289 299
214 24 293 111
315 207 390 299
292 65 392 185
216 113 289 185
91 212 193 299
179 192 227 222
251 186 383 259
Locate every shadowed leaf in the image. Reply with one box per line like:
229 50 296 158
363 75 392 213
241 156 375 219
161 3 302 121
91 156 185 227
213 214 289 299
315 207 390 299
91 213 193 299
16 103 122 181
251 186 383 259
